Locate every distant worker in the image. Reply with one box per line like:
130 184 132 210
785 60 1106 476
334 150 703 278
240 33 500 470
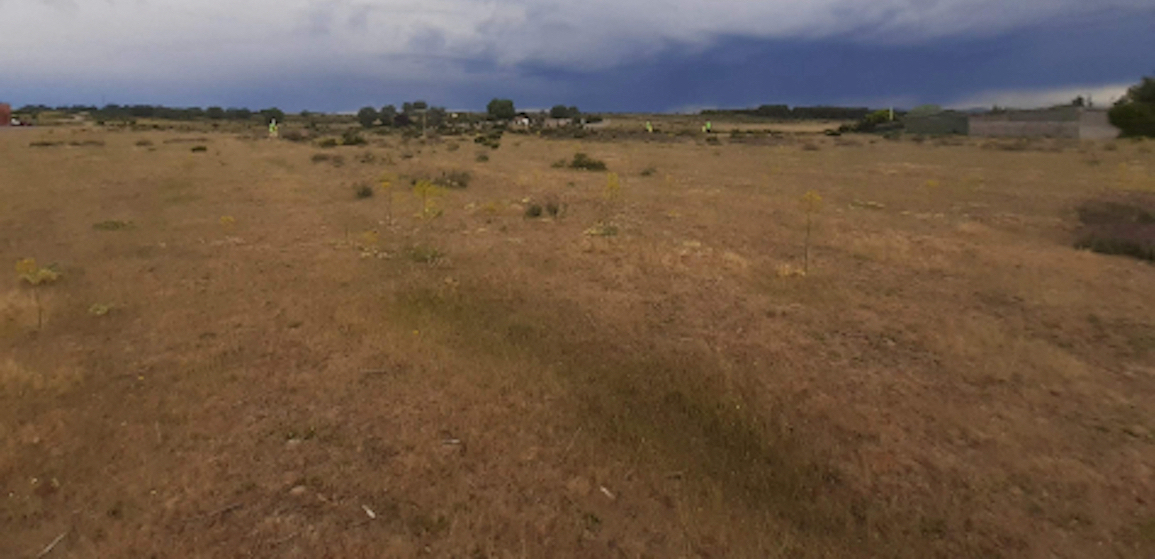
268 118 279 139
706 121 713 133
645 121 653 133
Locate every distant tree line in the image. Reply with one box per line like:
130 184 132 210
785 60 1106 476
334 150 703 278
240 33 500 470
16 104 287 124
701 105 873 120
356 100 460 129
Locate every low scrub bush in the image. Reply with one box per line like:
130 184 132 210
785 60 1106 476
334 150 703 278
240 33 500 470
432 170 471 189
569 153 607 171
354 183 374 199
342 130 367 146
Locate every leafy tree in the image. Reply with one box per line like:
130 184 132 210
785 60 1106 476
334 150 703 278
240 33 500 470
206 106 225 120
1109 76 1155 138
1071 96 1086 107
487 98 515 120
226 107 253 120
412 100 428 111
427 106 447 128
402 102 414 115
357 106 379 128
259 107 285 124
550 105 570 118
380 105 397 126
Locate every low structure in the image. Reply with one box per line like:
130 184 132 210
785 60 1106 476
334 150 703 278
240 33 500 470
968 107 1118 140
903 110 970 135
0 103 10 126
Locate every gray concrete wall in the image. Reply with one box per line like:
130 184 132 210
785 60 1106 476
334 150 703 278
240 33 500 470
968 108 1119 139
1078 110 1120 140
969 118 1079 138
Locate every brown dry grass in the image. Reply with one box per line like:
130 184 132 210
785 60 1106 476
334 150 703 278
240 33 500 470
2 123 1155 558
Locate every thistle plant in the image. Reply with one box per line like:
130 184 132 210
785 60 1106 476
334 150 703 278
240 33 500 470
379 174 395 226
604 172 622 202
800 190 823 274
412 179 444 219
15 258 61 330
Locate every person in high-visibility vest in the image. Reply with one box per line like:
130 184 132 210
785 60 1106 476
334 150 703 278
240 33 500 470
706 121 712 133
268 118 279 138
645 121 653 133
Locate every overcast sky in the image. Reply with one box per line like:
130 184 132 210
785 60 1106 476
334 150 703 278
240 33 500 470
1 0 1153 112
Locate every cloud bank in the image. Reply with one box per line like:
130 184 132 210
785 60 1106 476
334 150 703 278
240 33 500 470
1 0 1152 110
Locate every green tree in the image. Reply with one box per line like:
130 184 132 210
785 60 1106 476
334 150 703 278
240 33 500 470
412 100 428 111
487 98 515 120
1109 77 1155 138
259 107 285 124
380 105 397 126
549 105 570 118
206 106 225 120
357 106 379 128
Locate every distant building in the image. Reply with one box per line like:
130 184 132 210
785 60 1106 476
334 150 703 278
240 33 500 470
968 107 1118 140
903 110 970 135
0 103 10 127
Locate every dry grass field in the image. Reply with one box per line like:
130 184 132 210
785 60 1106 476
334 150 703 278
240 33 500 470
2 121 1155 558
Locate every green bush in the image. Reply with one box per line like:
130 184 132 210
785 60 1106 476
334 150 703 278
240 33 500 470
1109 102 1155 138
342 130 367 146
569 153 607 171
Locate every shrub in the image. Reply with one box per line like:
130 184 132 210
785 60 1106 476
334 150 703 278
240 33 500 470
317 138 339 148
640 166 657 177
545 197 561 217
433 170 471 189
342 130 367 146
476 153 490 163
1108 77 1155 138
191 145 208 152
281 129 308 142
355 184 374 199
405 245 443 263
524 203 543 218
135 139 154 147
569 152 607 171
445 142 460 152
551 159 567 168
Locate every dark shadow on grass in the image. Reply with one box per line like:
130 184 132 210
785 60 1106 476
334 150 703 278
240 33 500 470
390 283 872 546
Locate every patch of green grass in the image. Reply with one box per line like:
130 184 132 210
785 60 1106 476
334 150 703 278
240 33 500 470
405 245 443 264
93 220 134 231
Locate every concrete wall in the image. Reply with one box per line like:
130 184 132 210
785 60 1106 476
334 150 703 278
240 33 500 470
968 108 1119 139
1078 110 1120 140
904 112 969 135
